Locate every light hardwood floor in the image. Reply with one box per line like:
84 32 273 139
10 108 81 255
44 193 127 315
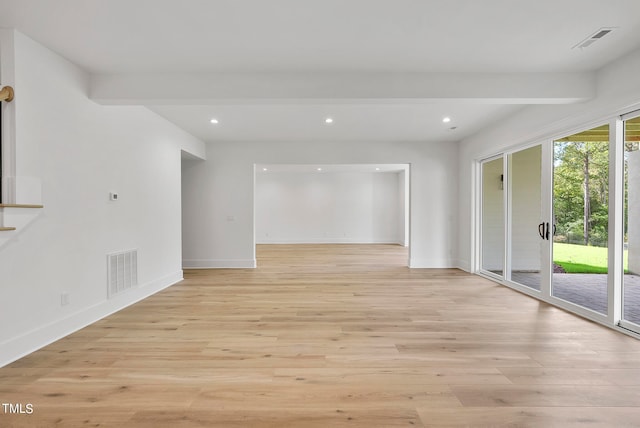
2 244 640 427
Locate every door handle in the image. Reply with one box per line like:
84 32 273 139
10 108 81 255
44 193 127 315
539 222 553 240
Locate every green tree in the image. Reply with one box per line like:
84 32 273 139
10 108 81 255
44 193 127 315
554 140 609 246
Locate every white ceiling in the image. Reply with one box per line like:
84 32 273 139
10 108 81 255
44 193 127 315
2 0 640 143
150 103 518 143
3 0 640 74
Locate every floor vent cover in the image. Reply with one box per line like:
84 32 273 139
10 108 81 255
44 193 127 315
107 249 138 298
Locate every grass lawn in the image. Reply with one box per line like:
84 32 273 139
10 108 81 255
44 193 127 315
553 242 628 273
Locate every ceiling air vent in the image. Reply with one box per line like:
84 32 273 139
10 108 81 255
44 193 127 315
573 27 616 49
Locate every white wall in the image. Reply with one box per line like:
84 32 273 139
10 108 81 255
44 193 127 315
256 171 402 244
0 31 205 367
458 46 640 272
182 141 458 269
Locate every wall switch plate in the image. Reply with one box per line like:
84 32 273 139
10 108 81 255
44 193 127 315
109 192 119 201
61 292 69 306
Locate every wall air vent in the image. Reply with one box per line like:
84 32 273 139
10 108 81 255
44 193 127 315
573 27 616 49
107 249 138 298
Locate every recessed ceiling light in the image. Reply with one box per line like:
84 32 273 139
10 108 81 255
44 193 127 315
325 118 333 124
210 118 219 124
375 167 381 171
442 117 451 123
317 167 323 171
262 168 268 171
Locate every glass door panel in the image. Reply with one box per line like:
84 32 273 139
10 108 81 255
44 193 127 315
509 145 542 290
623 116 640 326
481 157 505 277
552 125 609 315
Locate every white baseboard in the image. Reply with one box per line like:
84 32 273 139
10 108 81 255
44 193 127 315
456 259 472 272
183 259 257 269
0 271 183 368
256 239 402 244
409 258 457 269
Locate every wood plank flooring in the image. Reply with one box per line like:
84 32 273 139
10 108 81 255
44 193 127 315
2 244 640 427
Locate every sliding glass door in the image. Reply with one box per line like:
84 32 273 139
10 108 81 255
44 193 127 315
508 145 543 291
623 115 640 329
480 157 505 278
480 146 545 289
551 125 610 316
478 115 640 334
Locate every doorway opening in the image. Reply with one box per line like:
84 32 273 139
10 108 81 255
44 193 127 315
254 164 410 267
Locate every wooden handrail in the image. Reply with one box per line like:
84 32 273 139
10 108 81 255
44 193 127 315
0 85 14 102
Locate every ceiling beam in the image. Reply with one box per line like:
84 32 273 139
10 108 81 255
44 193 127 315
90 72 596 105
